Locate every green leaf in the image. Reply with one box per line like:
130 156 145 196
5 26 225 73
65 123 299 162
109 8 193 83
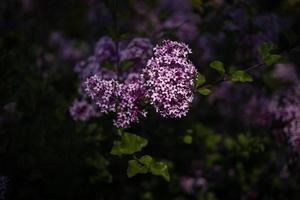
139 155 153 168
264 54 282 66
210 60 225 75
259 42 274 58
238 134 249 146
127 159 148 177
206 134 222 149
224 138 236 150
183 135 193 144
230 70 253 82
150 161 170 181
120 60 134 71
258 42 282 66
198 87 212 96
196 73 206 87
110 132 148 156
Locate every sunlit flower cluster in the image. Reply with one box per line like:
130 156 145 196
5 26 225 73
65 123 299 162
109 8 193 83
114 78 147 128
71 36 153 127
73 38 197 128
84 75 119 114
142 40 197 118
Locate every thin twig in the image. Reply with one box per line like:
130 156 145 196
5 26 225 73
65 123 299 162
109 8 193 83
203 63 265 89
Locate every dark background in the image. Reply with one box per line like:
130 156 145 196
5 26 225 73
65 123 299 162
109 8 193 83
1 0 300 199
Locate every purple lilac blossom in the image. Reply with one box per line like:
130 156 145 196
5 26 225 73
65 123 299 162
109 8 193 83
272 63 298 82
94 36 117 63
69 99 99 121
209 83 271 127
142 40 197 118
179 175 207 194
268 83 300 155
76 39 197 128
114 78 147 128
72 37 154 128
49 32 86 62
179 176 196 194
243 93 272 127
84 76 120 114
120 38 153 63
164 14 199 42
84 74 147 128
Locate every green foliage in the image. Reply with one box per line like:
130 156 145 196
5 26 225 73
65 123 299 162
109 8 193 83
229 70 253 82
127 159 148 177
224 133 266 157
150 161 170 181
139 155 154 167
210 60 225 75
198 87 212 95
206 134 221 149
111 132 148 156
127 155 170 181
86 154 112 183
183 135 193 144
259 42 283 66
196 73 206 87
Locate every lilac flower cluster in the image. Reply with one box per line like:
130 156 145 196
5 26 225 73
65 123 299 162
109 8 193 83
180 176 207 194
120 38 153 63
84 76 119 114
114 79 147 128
209 83 271 127
75 39 197 128
84 74 147 128
49 32 87 62
142 40 197 118
132 1 199 43
69 99 99 121
272 63 298 83
269 83 300 154
71 36 155 127
179 168 208 194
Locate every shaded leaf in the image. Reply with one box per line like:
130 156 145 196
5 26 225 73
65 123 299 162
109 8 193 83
196 73 206 87
259 42 274 58
258 42 282 66
264 54 282 66
183 135 193 144
127 160 148 177
139 155 153 168
210 60 225 75
150 161 170 181
110 132 148 156
230 70 253 82
198 87 212 96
